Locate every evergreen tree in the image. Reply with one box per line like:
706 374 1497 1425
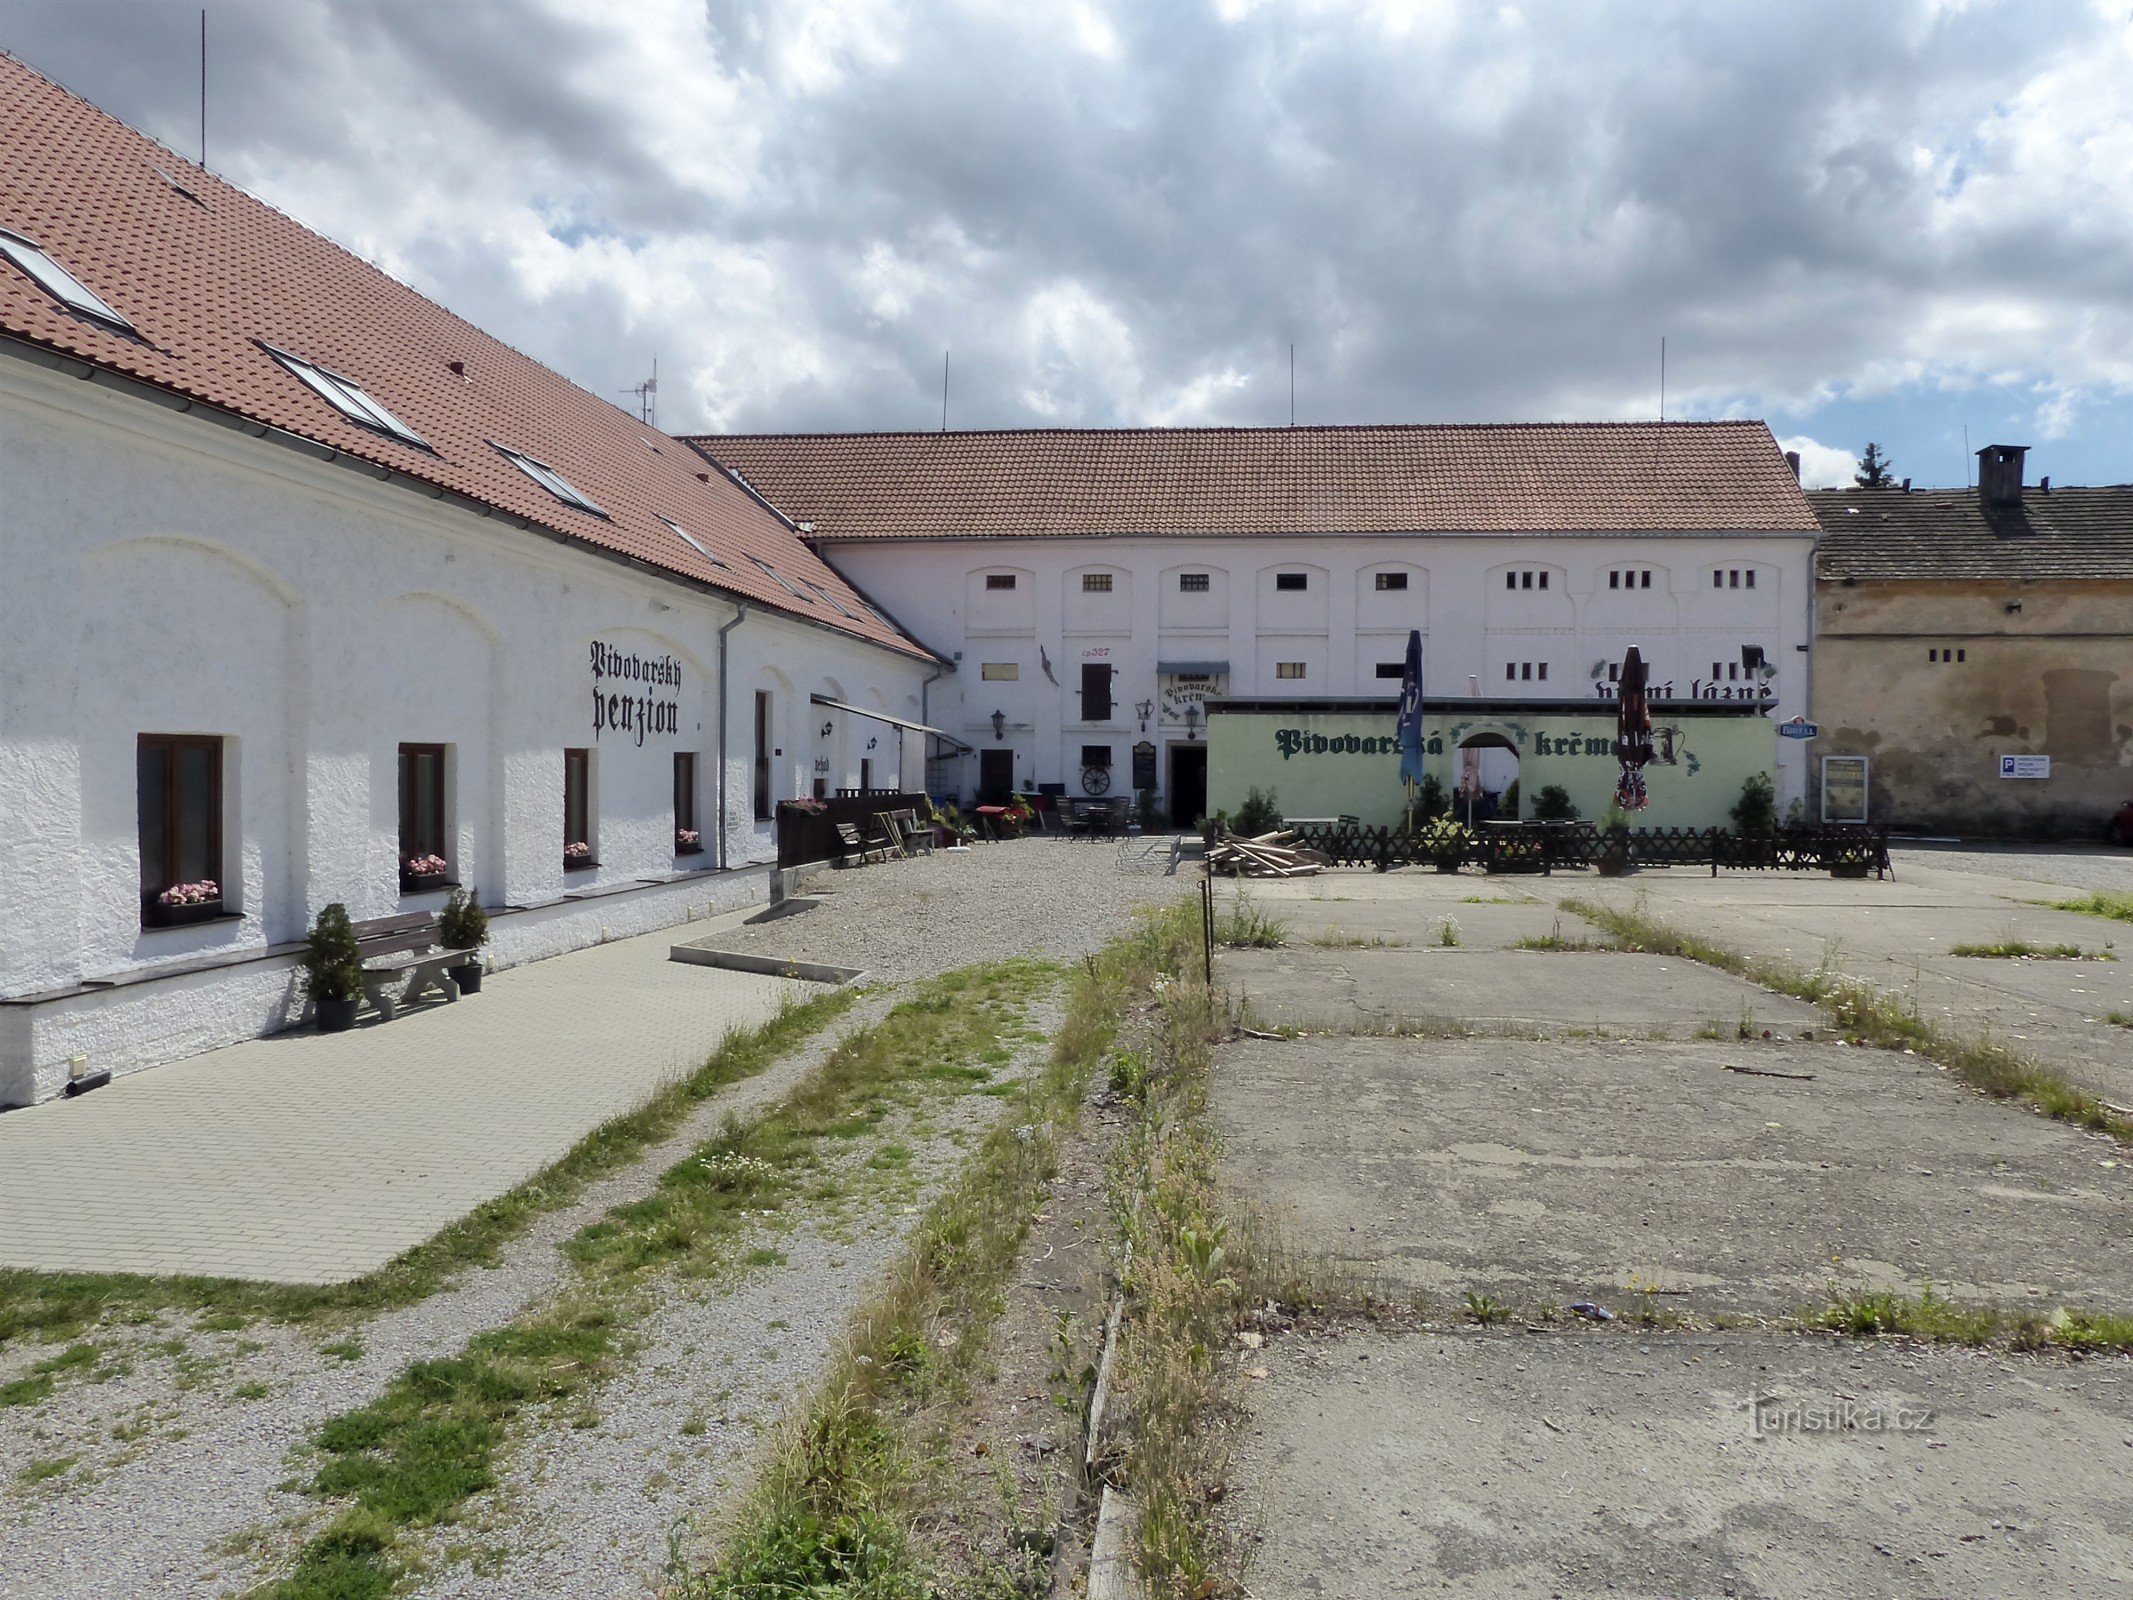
1854 442 1896 489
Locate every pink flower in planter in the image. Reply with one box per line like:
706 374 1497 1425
403 854 449 878
564 840 592 861
158 880 221 906
676 828 701 846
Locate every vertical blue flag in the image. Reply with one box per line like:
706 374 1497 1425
1395 629 1425 789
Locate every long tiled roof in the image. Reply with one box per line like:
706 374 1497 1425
0 52 924 658
1812 485 2133 582
691 421 1818 539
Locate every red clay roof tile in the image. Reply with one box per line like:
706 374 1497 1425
0 51 924 659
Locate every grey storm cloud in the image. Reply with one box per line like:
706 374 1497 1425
3 0 2129 452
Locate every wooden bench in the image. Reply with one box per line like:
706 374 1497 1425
352 912 476 1021
835 820 892 865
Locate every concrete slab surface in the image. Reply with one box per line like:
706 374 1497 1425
0 923 814 1284
1229 893 1595 953
1226 1327 2133 1600
1214 1033 2133 1314
1220 948 1822 1036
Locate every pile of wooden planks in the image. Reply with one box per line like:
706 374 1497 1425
1206 828 1330 877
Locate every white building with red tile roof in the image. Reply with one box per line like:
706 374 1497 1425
0 54 941 1105
696 424 1820 823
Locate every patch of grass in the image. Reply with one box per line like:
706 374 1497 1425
0 990 859 1356
235 1380 273 1401
1436 917 1461 948
2105 1013 2133 1030
266 962 1051 1600
1812 1283 2133 1354
1561 895 2133 1143
1462 1292 1509 1325
671 923 1142 1599
0 1340 101 1408
2046 891 2133 926
1214 896 1287 949
1948 940 2109 961
1304 930 1401 949
1513 917 1618 952
17 1454 78 1486
319 1340 364 1364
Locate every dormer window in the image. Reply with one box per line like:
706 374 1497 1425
0 227 135 332
262 344 429 450
657 515 729 570
494 444 606 517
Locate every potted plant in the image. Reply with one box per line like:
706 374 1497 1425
299 902 364 1032
564 839 594 871
1419 815 1469 873
675 826 703 856
439 886 490 995
1595 804 1634 876
401 852 449 892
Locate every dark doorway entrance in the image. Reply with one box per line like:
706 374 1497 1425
978 748 1015 805
1168 744 1207 826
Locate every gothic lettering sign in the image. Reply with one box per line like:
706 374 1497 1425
1132 740 1157 789
590 641 682 746
1159 673 1225 723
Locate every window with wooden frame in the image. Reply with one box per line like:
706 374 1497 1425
137 734 224 926
1080 662 1113 720
564 747 595 869
1275 661 1307 679
674 751 703 854
397 743 451 890
1373 571 1409 591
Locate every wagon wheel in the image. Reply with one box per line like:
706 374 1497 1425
1080 765 1112 796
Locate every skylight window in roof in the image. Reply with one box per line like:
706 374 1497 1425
658 515 729 569
0 227 135 332
806 581 856 620
261 344 429 450
153 166 204 205
494 444 607 517
751 557 812 603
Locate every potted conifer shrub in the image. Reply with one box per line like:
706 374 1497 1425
440 887 490 995
299 903 364 1032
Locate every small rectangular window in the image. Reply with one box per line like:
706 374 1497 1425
1714 570 1725 589
1275 662 1306 679
1505 662 1517 681
1641 571 1652 589
981 662 1019 681
1539 571 1549 589
985 573 1018 590
1275 572 1308 591
1506 572 1518 591
1081 662 1113 719
495 444 606 517
1745 570 1757 589
1608 663 1620 682
1521 571 1534 590
1729 570 1741 589
1081 744 1112 768
1537 663 1548 681
753 692 774 821
1929 649 1939 663
658 515 729 569
397 743 449 889
137 734 224 924
1957 648 1966 662
1179 572 1210 592
1375 662 1404 678
1081 572 1114 593
564 748 594 870
0 227 135 332
264 344 430 450
1609 571 1621 589
674 752 701 853
1374 571 1408 591
1520 663 1533 681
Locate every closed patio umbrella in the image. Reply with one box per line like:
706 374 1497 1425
1614 646 1655 812
1395 630 1424 825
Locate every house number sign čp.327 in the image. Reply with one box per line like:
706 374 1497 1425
590 641 682 746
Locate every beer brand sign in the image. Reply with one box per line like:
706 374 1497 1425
590 641 682 746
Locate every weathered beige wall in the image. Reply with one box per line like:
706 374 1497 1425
1814 579 2133 835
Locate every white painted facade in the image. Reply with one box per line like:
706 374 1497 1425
825 533 1816 817
0 357 929 1106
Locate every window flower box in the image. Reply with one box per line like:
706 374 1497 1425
144 879 224 928
400 853 451 893
675 827 704 856
564 839 596 872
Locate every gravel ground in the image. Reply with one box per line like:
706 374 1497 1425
713 836 1188 985
0 839 1176 1599
1895 841 2133 897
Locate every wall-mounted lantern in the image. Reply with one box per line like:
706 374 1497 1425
818 719 835 739
1135 698 1155 732
1183 703 1202 742
990 709 1007 742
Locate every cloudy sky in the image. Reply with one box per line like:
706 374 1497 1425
6 0 2131 487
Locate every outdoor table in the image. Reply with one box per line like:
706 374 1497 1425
974 804 1010 840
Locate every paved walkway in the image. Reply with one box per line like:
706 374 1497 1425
0 921 815 1285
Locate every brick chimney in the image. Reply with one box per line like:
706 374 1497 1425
1976 443 2027 505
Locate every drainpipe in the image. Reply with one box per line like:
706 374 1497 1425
716 602 750 871
921 660 951 798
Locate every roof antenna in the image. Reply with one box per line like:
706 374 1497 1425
1289 342 1295 427
1962 423 1970 486
199 9 207 170
1658 335 1666 424
618 356 656 426
941 349 949 432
